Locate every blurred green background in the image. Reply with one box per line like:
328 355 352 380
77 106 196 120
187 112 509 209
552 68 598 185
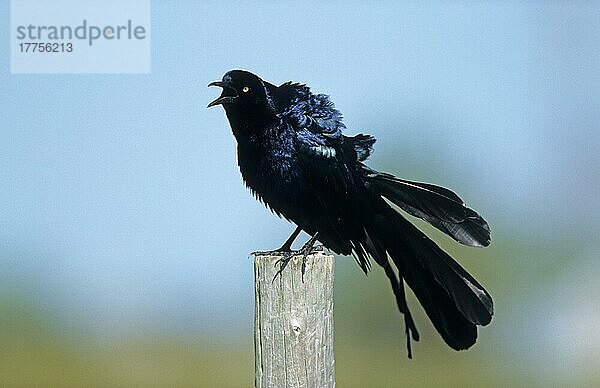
2 1 599 386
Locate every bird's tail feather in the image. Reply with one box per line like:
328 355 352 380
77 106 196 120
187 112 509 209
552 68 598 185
361 199 493 353
362 164 491 247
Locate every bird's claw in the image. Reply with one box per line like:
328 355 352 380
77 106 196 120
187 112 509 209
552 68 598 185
272 252 295 282
271 244 321 283
251 248 292 256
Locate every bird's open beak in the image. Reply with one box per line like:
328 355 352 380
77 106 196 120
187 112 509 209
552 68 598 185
207 81 239 108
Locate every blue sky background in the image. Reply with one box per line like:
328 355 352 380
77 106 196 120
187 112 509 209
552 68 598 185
1 1 599 383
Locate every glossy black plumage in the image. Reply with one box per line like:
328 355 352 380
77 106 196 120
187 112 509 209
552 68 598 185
208 70 493 357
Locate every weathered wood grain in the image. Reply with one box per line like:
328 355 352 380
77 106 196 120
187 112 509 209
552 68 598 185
254 253 335 388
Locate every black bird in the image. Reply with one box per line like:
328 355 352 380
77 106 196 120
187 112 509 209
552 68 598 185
208 70 493 357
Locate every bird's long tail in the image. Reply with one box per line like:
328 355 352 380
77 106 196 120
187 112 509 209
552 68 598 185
357 167 493 356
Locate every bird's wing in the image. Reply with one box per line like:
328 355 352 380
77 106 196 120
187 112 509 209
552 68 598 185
270 81 377 159
276 85 353 195
267 81 345 137
270 85 379 269
299 131 373 270
291 114 376 272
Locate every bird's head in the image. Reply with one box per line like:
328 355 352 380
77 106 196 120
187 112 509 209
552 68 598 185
207 70 274 116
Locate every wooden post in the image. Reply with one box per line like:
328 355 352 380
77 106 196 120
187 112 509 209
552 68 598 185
254 253 335 388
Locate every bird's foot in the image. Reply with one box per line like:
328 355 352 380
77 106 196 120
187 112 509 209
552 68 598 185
272 234 321 282
251 247 304 282
251 240 297 257
271 251 296 282
254 243 321 257
251 247 292 256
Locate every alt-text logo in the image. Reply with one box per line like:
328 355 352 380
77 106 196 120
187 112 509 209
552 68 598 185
11 0 151 74
15 19 147 46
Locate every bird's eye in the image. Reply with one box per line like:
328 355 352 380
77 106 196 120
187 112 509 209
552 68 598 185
242 86 250 93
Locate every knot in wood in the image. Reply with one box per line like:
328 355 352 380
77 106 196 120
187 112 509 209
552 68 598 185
291 318 302 335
